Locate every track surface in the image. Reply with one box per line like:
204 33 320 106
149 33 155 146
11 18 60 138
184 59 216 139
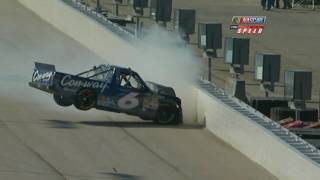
0 0 277 179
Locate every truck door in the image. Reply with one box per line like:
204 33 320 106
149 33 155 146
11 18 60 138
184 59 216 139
98 69 147 115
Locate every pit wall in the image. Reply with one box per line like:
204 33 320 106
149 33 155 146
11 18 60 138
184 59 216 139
197 89 320 180
18 0 320 179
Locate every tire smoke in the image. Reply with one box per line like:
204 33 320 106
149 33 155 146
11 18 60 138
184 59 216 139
116 26 200 123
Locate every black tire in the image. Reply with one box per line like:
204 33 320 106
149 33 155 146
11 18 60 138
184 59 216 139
155 105 181 125
74 88 97 111
53 93 73 107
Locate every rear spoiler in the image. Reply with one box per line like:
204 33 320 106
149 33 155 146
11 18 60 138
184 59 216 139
35 62 56 72
30 62 56 92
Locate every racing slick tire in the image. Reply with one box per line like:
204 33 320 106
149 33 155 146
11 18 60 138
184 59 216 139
53 93 73 107
154 104 181 125
74 88 97 111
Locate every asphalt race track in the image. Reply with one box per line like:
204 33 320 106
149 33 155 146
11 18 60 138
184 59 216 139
0 0 278 179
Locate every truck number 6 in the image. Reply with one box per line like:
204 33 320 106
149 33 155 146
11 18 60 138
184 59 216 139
118 92 139 109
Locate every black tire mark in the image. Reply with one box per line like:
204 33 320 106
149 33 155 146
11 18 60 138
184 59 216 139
0 119 67 180
118 126 192 180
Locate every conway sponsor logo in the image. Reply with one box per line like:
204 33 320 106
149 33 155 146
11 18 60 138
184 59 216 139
61 75 105 89
32 70 54 82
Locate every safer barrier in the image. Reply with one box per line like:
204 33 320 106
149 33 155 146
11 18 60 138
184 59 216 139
61 0 135 40
197 80 320 180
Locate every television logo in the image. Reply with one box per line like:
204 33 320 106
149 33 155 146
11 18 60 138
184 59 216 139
230 16 266 35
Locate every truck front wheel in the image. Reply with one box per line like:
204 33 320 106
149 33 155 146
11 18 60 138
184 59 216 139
155 105 181 125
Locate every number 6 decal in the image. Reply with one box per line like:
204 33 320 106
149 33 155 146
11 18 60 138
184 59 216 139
118 92 139 109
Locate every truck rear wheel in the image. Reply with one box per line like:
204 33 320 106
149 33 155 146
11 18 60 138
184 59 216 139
74 88 96 111
53 93 73 107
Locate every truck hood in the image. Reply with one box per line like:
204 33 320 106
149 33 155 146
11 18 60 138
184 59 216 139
145 81 176 97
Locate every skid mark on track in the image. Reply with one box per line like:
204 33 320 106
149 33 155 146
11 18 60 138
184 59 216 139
0 169 58 177
77 118 194 180
118 126 191 180
0 119 67 180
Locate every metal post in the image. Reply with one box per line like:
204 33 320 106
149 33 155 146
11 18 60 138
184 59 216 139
213 49 217 58
292 0 295 8
181 33 190 43
140 21 144 37
149 8 153 18
312 0 315 10
163 22 167 28
318 91 320 119
96 0 102 13
208 57 212 82
136 16 140 38
116 3 119 16
295 107 301 120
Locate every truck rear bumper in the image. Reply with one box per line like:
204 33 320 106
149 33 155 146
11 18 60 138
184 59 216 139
29 82 53 94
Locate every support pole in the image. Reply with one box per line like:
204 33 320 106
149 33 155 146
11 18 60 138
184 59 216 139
140 21 144 37
312 0 315 10
206 49 218 82
208 57 212 82
116 3 119 16
295 108 300 120
163 22 167 28
135 16 140 38
292 0 295 8
318 91 320 120
182 33 190 44
96 0 102 13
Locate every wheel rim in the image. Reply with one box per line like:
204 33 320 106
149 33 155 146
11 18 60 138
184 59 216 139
77 89 95 110
158 106 177 124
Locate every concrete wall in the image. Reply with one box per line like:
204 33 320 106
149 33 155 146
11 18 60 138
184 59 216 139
18 0 320 179
197 89 320 180
18 0 136 67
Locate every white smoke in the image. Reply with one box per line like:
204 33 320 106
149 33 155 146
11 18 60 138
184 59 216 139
118 26 200 123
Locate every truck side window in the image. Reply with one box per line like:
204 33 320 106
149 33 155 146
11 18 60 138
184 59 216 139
117 73 144 90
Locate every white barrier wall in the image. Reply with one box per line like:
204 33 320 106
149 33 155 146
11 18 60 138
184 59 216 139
18 0 320 179
197 89 320 180
18 0 136 67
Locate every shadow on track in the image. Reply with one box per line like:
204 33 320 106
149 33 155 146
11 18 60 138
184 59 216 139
44 119 204 129
100 172 143 180
45 119 79 129
79 121 204 129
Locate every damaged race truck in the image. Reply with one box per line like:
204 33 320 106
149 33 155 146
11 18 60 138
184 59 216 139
29 62 182 125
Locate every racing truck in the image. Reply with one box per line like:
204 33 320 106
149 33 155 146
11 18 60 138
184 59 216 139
29 62 182 125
